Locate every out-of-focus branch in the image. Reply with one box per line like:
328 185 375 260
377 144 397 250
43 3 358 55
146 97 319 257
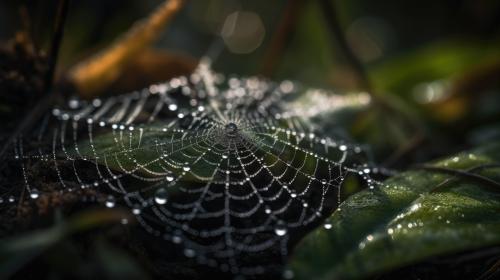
0 0 69 161
68 0 185 98
259 0 304 77
319 0 372 93
319 0 427 151
44 0 69 94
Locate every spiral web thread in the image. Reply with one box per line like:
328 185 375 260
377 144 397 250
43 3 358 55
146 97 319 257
7 61 377 276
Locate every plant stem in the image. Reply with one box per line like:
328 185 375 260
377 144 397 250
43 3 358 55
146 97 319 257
259 0 304 76
44 0 69 94
0 0 69 161
319 0 372 92
417 164 500 192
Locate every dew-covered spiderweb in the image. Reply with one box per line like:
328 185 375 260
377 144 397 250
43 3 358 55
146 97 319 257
6 59 378 276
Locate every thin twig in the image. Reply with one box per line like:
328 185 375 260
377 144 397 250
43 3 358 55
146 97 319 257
416 164 500 192
430 164 500 193
319 0 426 144
44 0 70 94
475 258 500 280
382 133 425 168
0 0 69 161
319 0 372 92
259 0 304 76
18 6 36 51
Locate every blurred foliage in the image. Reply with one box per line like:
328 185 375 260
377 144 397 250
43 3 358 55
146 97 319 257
370 39 500 97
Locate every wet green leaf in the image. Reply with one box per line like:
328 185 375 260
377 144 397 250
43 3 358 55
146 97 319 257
290 144 500 280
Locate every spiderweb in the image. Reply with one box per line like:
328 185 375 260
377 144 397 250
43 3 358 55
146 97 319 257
6 59 377 276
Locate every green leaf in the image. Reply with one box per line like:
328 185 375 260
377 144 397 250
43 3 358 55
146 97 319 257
290 144 500 280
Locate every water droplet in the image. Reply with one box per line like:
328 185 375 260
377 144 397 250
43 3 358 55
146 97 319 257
168 104 178 111
30 189 40 199
222 154 228 159
265 206 272 214
172 235 182 243
105 195 116 208
339 145 347 151
166 175 175 182
184 248 196 258
274 221 287 236
323 223 332 230
92 99 102 107
154 188 168 205
52 108 61 116
132 205 141 215
282 269 294 279
183 166 191 172
68 99 80 109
